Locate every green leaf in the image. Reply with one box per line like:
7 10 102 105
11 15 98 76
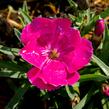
0 71 25 78
22 1 29 15
81 8 109 35
80 73 109 82
65 85 76 100
18 16 25 27
19 8 32 24
68 0 78 9
100 8 109 18
14 28 21 42
5 83 29 109
92 55 109 76
65 83 79 101
102 98 109 109
0 45 19 56
18 1 32 26
0 61 27 78
73 86 97 109
98 24 109 65
81 15 99 35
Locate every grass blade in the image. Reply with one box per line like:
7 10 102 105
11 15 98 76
92 55 109 76
5 83 29 109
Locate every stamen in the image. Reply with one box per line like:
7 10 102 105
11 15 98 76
49 49 60 59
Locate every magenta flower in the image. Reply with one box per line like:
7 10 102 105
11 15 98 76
102 83 109 96
20 17 93 91
95 19 105 36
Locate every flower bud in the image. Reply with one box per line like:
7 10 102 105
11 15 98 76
95 19 105 36
102 83 109 96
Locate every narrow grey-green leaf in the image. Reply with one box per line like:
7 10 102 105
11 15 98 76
0 71 25 78
0 61 22 71
5 83 29 109
68 0 78 8
100 8 109 18
92 55 109 76
22 1 29 15
80 73 109 82
0 45 19 56
19 8 32 24
99 24 109 65
102 98 109 109
73 86 96 109
14 28 21 42
81 15 99 35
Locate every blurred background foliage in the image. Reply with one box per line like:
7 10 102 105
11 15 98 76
0 0 109 109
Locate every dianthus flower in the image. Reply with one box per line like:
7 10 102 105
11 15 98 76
102 83 109 96
95 19 105 36
20 17 93 91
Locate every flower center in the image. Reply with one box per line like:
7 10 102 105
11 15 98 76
49 49 60 59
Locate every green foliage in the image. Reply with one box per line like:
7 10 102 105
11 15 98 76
92 55 109 76
0 45 19 56
5 83 29 109
97 23 109 65
67 0 78 10
73 86 97 109
18 1 32 26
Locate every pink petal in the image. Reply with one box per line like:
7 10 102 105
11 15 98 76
95 19 105 36
53 18 72 31
36 30 54 47
61 38 93 73
27 67 57 91
21 23 31 45
72 38 93 70
27 67 40 82
67 72 80 85
21 17 56 45
19 38 47 69
60 28 81 52
52 28 81 53
42 60 67 86
50 19 76 50
31 17 55 31
33 78 59 91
